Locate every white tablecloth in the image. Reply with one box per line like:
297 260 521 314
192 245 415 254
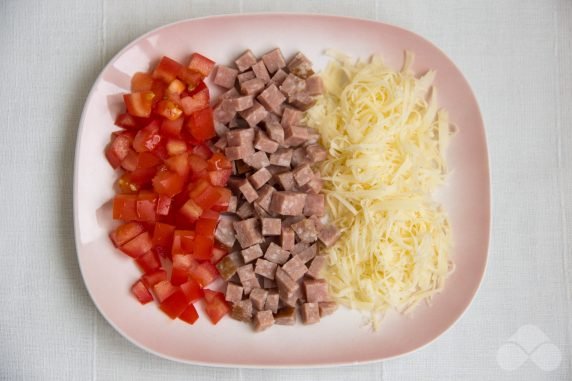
1 0 570 379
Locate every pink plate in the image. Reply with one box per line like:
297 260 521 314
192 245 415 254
74 13 490 367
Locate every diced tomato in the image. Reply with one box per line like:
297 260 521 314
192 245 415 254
177 67 203 89
136 191 157 222
159 289 188 319
166 139 187 156
113 194 138 221
152 280 177 303
187 107 215 142
188 154 208 180
200 209 220 221
172 230 195 256
189 179 222 210
170 267 189 286
141 269 167 288
124 91 155 118
152 222 175 248
160 117 184 138
131 280 154 304
180 87 209 116
192 235 214 260
116 167 157 194
191 143 212 160
151 79 168 105
133 120 162 153
179 199 203 222
178 303 199 324
156 195 172 216
167 79 186 95
120 231 153 258
152 170 184 197
136 151 162 169
188 81 207 97
196 218 217 237
115 113 149 130
120 149 139 171
105 133 132 169
152 142 169 161
212 187 231 212
116 173 141 194
153 56 184 84
155 100 183 121
109 222 145 247
188 261 218 287
208 169 231 187
171 253 196 285
207 152 232 171
211 245 228 264
164 154 189 178
131 72 154 92
203 289 229 324
188 53 215 77
179 278 203 303
135 250 161 274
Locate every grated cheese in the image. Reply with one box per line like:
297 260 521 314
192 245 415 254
306 51 455 328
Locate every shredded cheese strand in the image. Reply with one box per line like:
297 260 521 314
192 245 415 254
306 52 454 328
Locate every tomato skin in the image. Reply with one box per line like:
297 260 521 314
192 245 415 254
178 303 199 324
187 107 216 142
180 88 209 116
131 72 154 92
131 280 154 304
159 289 189 319
179 279 203 303
133 121 162 153
109 222 145 247
191 143 213 160
105 133 132 169
196 218 217 237
152 222 175 248
192 235 214 260
188 53 215 77
120 231 153 258
136 151 162 169
136 192 157 222
135 250 161 274
152 280 177 303
153 56 184 84
141 269 167 288
203 290 229 324
152 170 184 197
124 91 155 118
113 194 138 221
160 117 184 138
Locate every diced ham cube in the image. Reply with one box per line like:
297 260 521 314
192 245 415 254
269 192 307 216
289 91 316 111
281 107 303 127
282 255 308 281
230 299 253 322
275 171 295 191
307 255 328 279
234 160 251 175
233 218 264 248
237 263 256 283
264 120 284 145
250 288 268 310
253 203 271 219
214 217 236 248
264 242 290 265
318 224 341 248
237 179 259 203
264 290 280 313
306 130 320 145
240 78 266 96
291 147 309 167
243 151 270 169
225 144 255 161
227 96 254 112
251 60 270 84
225 282 244 303
297 244 318 263
293 164 314 186
261 218 281 236
319 301 338 317
279 287 301 307
262 48 286 74
235 49 257 72
301 303 320 324
241 244 263 263
281 226 296 251
305 75 324 95
291 218 318 243
254 130 279 153
279 73 306 97
236 201 255 219
270 69 288 86
304 279 329 303
242 276 261 295
274 307 296 325
227 195 238 213
253 310 274 331
305 144 327 163
275 267 299 297
239 100 268 127
287 52 314 79
213 65 238 89
214 136 228 151
303 193 325 217
216 255 239 281
214 121 229 137
220 87 240 99
254 258 278 279
257 84 286 115
290 241 309 255
237 70 255 84
248 167 272 189
226 128 255 147
263 277 277 289
213 100 237 124
284 125 310 147
254 184 275 211
269 148 293 167
300 176 324 194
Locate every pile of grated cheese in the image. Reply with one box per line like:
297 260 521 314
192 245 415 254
305 50 455 328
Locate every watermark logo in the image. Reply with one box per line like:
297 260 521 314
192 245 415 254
496 325 561 371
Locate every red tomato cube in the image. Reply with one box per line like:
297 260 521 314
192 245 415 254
152 280 177 303
136 191 157 222
179 279 203 303
180 88 209 116
179 199 203 222
179 304 199 324
165 154 190 177
160 117 184 138
112 194 138 221
196 218 217 237
133 121 162 153
156 195 172 216
109 222 145 247
192 235 214 261
203 290 229 324
153 56 184 84
120 231 153 258
187 107 215 142
135 250 161 274
131 72 154 92
124 91 155 118
131 280 154 304
141 269 167 288
105 133 132 169
152 170 184 197
159 289 189 319
188 53 215 77
152 222 175 248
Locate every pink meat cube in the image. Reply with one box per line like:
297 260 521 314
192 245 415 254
303 279 329 303
282 255 308 281
269 148 293 167
257 84 286 115
262 48 286 74
213 65 238 89
251 60 271 84
307 255 328 279
254 130 279 153
241 244 263 263
250 287 268 310
293 164 314 186
233 218 264 248
238 179 259 203
254 310 274 331
303 193 325 217
281 226 296 251
254 258 278 279
235 49 257 72
225 282 244 303
261 218 281 236
301 303 320 324
249 167 272 189
269 191 307 216
264 242 290 265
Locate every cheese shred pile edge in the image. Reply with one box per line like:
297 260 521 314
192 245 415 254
306 50 455 329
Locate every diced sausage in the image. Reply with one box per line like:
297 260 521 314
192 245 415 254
281 226 296 251
264 242 290 265
305 144 327 163
264 290 280 313
230 299 253 322
226 128 255 147
291 218 318 243
240 78 266 96
318 224 341 248
318 301 338 317
303 193 325 217
270 69 288 86
254 184 275 211
236 201 255 219
214 217 236 248
281 107 303 127
257 84 286 115
243 151 270 169
237 70 255 84
254 130 279 153
275 267 299 297
305 75 324 95
261 218 281 236
248 167 272 189
254 258 278 279
269 148 293 167
233 218 264 248
293 164 314 186
235 49 257 72
307 255 327 279
213 65 238 89
237 179 259 203
264 120 284 145
283 125 309 147
279 74 306 97
287 52 314 79
224 144 255 161
225 282 244 303
253 310 274 331
282 255 308 281
296 244 318 263
275 171 296 191
239 100 268 127
251 60 271 84
303 279 329 303
250 287 268 310
262 48 286 74
269 191 307 216
274 306 297 325
300 303 320 324
241 243 263 263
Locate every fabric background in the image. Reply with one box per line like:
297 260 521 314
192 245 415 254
0 0 570 380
